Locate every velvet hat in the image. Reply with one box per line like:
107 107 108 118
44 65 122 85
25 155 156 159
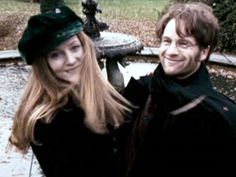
18 5 84 65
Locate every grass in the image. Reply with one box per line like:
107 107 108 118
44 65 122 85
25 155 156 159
94 0 169 20
0 0 170 21
0 1 40 14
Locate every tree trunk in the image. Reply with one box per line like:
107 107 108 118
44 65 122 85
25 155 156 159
31 0 40 3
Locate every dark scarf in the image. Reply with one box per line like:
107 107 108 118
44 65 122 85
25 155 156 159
151 64 236 135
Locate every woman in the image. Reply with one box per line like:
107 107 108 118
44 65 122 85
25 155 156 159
9 5 132 177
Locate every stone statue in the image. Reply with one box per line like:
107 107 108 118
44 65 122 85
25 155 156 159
82 0 109 39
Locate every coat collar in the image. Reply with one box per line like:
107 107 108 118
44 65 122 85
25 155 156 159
151 64 236 136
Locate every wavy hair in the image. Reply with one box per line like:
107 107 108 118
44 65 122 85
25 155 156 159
9 32 132 153
156 2 219 62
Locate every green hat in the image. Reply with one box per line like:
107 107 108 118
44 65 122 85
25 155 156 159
18 5 84 65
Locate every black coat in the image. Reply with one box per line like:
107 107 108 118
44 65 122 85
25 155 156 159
31 101 131 177
124 64 236 177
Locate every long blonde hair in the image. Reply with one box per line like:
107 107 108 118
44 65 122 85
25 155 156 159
9 32 132 153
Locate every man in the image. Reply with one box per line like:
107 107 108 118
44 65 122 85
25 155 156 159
123 2 236 177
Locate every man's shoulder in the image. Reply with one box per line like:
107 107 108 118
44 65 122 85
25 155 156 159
122 76 151 106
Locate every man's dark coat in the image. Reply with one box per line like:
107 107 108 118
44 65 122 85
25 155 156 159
123 64 236 177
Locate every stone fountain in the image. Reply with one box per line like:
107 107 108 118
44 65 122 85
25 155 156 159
81 0 143 91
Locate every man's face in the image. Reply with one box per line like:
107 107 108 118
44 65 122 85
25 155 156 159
159 19 209 79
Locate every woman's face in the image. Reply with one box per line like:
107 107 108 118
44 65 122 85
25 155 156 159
47 35 84 84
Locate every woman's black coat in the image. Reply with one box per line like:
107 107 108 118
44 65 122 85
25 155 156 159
123 64 236 177
31 101 131 177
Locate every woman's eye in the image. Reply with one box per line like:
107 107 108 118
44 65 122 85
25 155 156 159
71 45 81 52
48 51 62 59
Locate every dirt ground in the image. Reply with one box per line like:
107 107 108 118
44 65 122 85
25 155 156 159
208 63 236 102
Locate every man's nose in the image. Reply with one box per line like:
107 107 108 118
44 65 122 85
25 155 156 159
166 42 179 54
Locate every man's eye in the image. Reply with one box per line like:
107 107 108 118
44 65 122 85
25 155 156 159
161 39 171 45
178 41 189 48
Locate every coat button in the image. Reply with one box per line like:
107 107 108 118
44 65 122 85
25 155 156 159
113 137 116 142
113 148 118 154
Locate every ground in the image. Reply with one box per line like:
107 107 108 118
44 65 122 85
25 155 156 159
208 64 236 101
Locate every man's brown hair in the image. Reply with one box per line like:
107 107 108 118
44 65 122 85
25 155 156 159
156 2 219 62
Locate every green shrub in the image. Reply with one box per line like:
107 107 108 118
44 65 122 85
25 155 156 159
212 0 236 53
171 0 236 54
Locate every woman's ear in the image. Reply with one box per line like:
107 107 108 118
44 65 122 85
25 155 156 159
200 45 210 61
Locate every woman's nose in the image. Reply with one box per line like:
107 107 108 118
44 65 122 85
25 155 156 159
65 52 77 64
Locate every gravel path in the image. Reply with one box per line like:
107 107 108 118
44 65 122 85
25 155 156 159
0 63 42 177
0 62 235 177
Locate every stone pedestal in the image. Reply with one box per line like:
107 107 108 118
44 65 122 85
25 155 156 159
94 32 143 91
